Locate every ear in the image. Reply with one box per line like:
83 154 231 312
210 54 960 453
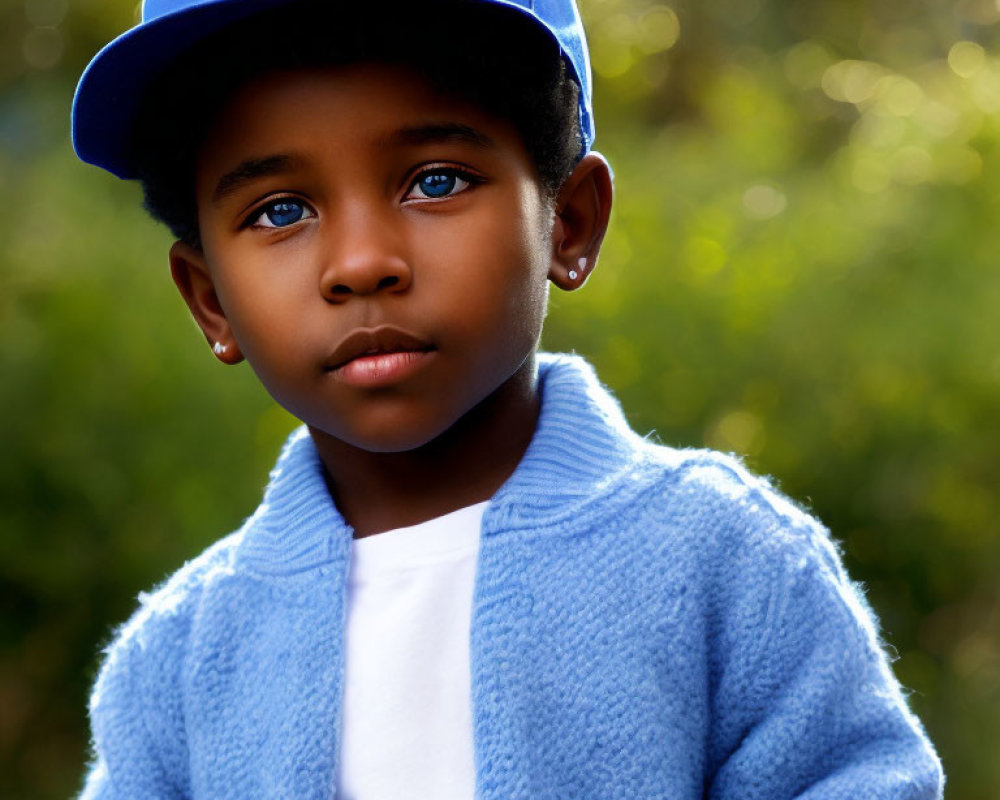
549 152 614 291
169 240 244 364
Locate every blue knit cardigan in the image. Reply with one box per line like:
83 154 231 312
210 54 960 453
81 354 943 799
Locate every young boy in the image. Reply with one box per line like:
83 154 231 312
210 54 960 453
72 0 943 797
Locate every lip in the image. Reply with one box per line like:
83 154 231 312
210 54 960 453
323 325 435 387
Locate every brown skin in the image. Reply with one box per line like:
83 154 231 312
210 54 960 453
169 63 613 537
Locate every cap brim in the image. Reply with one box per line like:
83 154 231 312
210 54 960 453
72 0 288 179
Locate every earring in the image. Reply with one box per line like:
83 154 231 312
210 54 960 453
213 342 228 356
577 257 588 273
568 270 579 280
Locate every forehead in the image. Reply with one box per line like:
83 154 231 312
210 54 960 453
209 63 478 136
195 63 527 192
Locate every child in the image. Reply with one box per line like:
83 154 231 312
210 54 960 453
72 0 943 797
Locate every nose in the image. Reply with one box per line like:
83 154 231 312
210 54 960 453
319 206 412 301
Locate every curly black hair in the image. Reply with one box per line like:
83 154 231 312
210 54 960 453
129 0 583 247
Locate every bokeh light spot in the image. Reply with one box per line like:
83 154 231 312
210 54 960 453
971 65 1000 113
591 13 637 78
707 410 765 455
743 184 788 219
822 60 886 105
948 41 986 78
891 146 933 185
636 6 680 55
784 40 834 90
22 27 63 70
880 75 924 117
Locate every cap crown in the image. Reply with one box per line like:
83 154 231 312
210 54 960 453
73 0 595 178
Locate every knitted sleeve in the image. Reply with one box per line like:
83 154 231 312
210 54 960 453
704 484 944 799
77 533 246 798
75 543 228 800
78 619 188 799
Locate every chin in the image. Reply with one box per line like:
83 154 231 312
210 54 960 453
350 433 445 454
313 416 459 455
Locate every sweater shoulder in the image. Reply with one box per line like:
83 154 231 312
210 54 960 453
629 443 877 666
629 442 841 576
99 531 243 669
633 440 816 525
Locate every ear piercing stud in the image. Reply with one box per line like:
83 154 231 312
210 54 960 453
568 270 579 280
568 258 588 282
213 342 228 355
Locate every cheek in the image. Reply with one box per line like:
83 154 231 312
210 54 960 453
499 193 553 326
487 184 552 277
435 207 548 341
207 243 312 328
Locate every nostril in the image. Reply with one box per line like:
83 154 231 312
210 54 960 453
323 271 406 298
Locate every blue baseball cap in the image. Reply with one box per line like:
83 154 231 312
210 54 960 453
72 0 595 180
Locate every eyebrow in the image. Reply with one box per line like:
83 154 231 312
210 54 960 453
379 123 496 150
212 154 305 204
210 124 494 203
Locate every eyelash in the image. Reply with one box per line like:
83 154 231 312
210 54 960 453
241 165 484 230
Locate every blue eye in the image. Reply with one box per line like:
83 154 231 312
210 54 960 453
251 199 315 229
418 173 457 197
407 169 473 200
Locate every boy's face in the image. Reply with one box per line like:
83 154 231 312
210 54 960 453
178 63 563 452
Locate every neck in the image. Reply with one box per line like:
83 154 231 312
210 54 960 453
308 357 540 538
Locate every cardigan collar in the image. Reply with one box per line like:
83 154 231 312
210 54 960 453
234 353 644 575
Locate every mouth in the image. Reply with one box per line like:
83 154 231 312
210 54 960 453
323 325 435 386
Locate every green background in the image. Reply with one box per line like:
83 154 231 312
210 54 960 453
2 0 998 796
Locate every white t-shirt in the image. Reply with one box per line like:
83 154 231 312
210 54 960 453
336 501 488 800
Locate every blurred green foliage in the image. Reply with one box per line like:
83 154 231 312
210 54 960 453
2 0 999 796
